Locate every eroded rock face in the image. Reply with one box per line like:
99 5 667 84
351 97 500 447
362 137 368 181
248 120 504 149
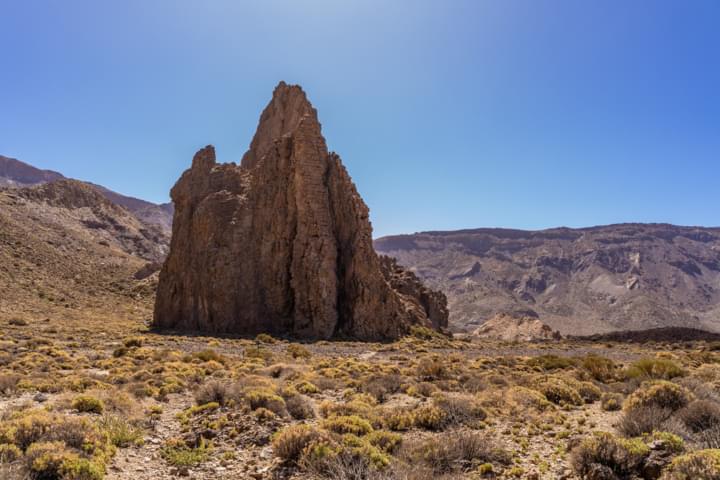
154 82 448 339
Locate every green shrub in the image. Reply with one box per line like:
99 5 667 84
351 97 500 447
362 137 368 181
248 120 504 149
528 355 576 371
98 415 144 448
537 378 583 406
71 395 105 414
322 415 373 436
287 344 311 359
0 443 22 463
273 424 329 463
366 430 402 454
626 358 685 380
412 405 448 431
161 437 211 467
122 337 144 348
624 381 692 413
244 388 287 416
382 408 415 431
192 349 225 364
661 449 720 479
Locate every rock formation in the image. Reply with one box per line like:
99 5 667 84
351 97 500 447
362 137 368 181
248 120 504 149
153 82 448 340
472 313 561 342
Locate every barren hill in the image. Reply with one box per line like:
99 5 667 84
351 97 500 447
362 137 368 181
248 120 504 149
0 181 163 323
375 224 720 335
0 154 173 235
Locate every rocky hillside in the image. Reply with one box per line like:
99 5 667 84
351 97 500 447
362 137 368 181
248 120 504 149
155 82 448 340
375 224 720 335
0 154 173 235
0 181 161 324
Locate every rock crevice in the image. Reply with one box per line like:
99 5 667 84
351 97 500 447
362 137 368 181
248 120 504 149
154 82 447 339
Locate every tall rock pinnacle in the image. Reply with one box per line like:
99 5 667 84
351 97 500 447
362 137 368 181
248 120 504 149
153 82 448 340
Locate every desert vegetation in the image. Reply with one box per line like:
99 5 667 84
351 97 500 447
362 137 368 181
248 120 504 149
0 315 719 479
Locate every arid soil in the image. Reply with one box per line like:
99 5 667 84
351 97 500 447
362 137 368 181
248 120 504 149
2 299 720 479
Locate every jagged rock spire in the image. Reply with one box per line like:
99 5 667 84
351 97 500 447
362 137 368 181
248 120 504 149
153 82 448 339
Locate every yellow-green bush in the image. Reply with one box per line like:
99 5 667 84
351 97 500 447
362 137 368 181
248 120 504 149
661 449 720 479
322 415 373 436
272 424 329 463
582 355 618 383
72 395 105 414
536 377 583 406
601 392 623 411
624 381 692 413
626 358 685 380
161 437 211 467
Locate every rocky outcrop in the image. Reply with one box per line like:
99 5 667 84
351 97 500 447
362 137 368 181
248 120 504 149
153 82 448 340
472 313 561 342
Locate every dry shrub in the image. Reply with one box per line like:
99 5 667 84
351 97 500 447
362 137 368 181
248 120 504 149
432 393 486 427
577 382 602 403
600 393 623 412
679 400 720 433
416 356 448 381
304 448 395 480
618 405 672 437
0 374 20 395
362 374 403 403
571 432 649 479
402 431 510 474
582 355 618 383
504 386 552 413
194 380 231 406
286 394 315 420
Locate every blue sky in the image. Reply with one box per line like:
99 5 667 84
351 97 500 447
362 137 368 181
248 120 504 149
1 1 718 237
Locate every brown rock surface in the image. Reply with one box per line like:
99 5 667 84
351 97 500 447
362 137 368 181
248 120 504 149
154 82 447 339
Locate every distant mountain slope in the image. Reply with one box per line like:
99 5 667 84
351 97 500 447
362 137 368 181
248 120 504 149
0 154 173 235
0 154 64 186
17 179 168 261
0 183 160 323
375 224 720 335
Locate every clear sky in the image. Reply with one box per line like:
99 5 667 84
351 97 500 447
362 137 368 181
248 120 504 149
1 1 718 237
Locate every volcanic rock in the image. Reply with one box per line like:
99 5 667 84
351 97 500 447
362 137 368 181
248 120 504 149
153 82 447 340
472 313 562 342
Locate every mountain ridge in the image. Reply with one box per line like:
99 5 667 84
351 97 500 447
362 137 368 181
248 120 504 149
375 223 720 335
0 154 173 235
